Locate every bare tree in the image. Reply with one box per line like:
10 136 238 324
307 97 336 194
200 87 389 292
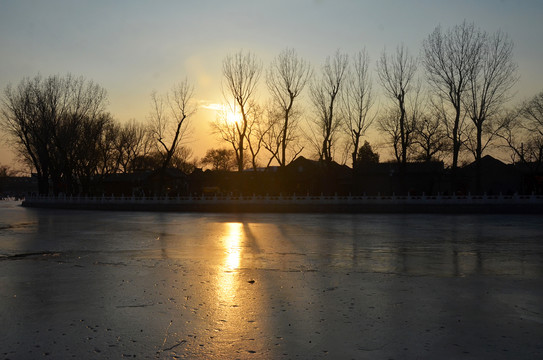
413 112 448 162
261 100 306 168
0 164 15 177
214 100 268 171
522 91 543 132
463 115 504 165
148 79 196 171
343 49 375 168
113 120 153 173
1 74 108 194
465 30 518 164
498 92 543 169
169 145 197 174
377 108 403 163
266 48 312 167
211 104 249 170
221 51 262 171
74 113 116 193
259 104 282 166
423 21 486 171
244 102 266 170
310 50 349 162
377 44 418 166
201 148 236 171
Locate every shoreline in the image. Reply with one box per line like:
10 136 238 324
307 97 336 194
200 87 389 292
21 194 543 214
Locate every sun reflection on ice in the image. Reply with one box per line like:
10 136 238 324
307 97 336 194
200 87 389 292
217 222 243 303
223 222 242 271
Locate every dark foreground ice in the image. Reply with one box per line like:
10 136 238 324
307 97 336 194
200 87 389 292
1 201 543 359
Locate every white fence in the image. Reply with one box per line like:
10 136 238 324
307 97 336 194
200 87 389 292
22 193 543 206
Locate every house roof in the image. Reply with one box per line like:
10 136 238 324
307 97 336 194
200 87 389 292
150 167 187 179
460 155 515 175
287 156 351 173
102 171 151 183
103 168 188 183
356 161 444 175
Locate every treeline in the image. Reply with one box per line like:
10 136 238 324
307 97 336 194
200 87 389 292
0 75 196 194
1 21 542 195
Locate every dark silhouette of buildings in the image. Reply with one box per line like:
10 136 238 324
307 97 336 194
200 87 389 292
7 156 543 197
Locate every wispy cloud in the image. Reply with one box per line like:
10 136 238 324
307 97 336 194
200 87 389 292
198 101 224 111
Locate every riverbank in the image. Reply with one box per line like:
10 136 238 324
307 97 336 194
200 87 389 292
21 193 543 213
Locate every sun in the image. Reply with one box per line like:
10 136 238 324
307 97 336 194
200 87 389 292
203 102 243 125
225 107 243 125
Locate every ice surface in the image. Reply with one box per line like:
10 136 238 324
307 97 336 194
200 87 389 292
1 201 543 358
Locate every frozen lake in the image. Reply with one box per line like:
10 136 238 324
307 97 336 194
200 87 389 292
1 201 543 358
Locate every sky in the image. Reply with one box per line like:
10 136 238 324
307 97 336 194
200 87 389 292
1 0 542 170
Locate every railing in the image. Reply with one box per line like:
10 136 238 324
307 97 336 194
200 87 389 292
22 193 543 206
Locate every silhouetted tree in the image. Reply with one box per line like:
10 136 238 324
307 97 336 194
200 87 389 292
211 104 252 171
1 74 108 194
465 30 518 192
413 112 448 162
310 50 349 162
377 108 407 163
148 79 197 172
377 44 418 167
130 152 164 172
356 140 379 165
169 146 197 174
0 164 15 177
260 104 283 166
498 92 543 169
128 146 195 174
220 51 262 171
74 113 116 193
244 102 266 170
343 49 375 168
115 120 153 173
201 148 236 171
266 48 312 167
522 91 543 132
423 21 485 171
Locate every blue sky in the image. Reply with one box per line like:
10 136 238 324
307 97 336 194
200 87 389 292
1 0 542 166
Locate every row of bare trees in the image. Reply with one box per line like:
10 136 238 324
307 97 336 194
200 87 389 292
423 21 519 191
211 48 376 172
211 49 313 171
498 92 543 169
209 22 521 178
1 74 109 194
366 21 518 178
0 74 199 194
2 21 541 195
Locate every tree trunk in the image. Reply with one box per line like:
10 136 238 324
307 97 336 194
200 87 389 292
352 138 359 170
475 122 483 194
38 174 49 196
238 136 244 172
281 108 289 167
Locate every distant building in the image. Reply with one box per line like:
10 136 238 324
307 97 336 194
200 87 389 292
17 155 541 198
101 168 188 196
457 155 522 195
101 171 151 196
284 157 352 195
353 161 445 195
0 175 38 197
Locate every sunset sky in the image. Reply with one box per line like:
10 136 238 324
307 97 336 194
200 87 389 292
1 0 542 169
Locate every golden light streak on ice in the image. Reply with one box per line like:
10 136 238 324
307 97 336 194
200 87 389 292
223 222 242 271
216 222 243 305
